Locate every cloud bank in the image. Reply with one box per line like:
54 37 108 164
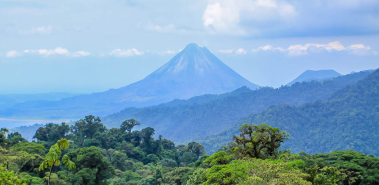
109 49 144 57
220 41 377 56
6 47 91 58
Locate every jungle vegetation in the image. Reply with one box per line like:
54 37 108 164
1 117 379 185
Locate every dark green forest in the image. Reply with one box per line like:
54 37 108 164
103 70 372 143
2 118 379 185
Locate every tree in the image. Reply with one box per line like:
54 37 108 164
33 123 70 147
141 127 158 154
181 152 198 165
70 115 107 142
102 149 128 171
187 142 205 158
38 138 76 185
203 151 230 167
231 123 289 159
313 166 346 185
163 167 193 185
0 146 43 176
10 142 46 156
200 158 310 185
68 146 115 184
161 139 175 150
120 119 140 134
0 128 9 147
6 132 27 148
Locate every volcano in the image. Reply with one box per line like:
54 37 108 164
126 43 259 100
3 43 259 118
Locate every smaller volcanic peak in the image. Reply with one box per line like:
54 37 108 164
286 70 341 86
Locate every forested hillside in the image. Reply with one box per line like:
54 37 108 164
103 70 372 142
200 69 379 156
2 119 379 184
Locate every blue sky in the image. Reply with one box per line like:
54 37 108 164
0 0 378 94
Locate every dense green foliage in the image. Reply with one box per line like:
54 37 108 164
1 115 208 184
2 118 379 184
0 167 28 185
296 150 379 184
200 69 379 155
103 70 372 143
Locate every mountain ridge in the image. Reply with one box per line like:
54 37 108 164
199 68 379 155
102 70 373 143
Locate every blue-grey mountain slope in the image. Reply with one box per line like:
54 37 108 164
286 70 341 86
1 43 259 119
103 70 373 143
199 68 379 155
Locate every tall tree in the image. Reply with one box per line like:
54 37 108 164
71 115 107 140
120 119 140 134
187 142 205 158
231 123 289 159
39 138 76 185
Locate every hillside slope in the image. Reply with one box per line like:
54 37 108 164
103 70 373 143
200 69 379 155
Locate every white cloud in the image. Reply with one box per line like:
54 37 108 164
250 41 376 56
6 47 90 57
202 2 245 35
348 44 371 50
25 47 69 56
6 50 21 58
347 44 372 55
202 0 296 35
287 44 308 56
72 51 91 57
218 49 234 54
286 41 373 56
235 48 247 55
219 48 247 54
252 45 285 52
20 25 52 34
109 49 144 57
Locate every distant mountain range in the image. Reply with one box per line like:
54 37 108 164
286 70 341 86
200 68 379 155
0 43 259 119
102 70 373 144
0 92 80 110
